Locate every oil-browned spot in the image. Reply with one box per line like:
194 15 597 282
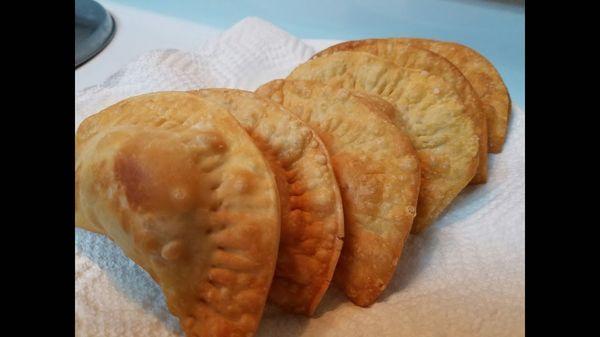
161 240 185 261
113 133 208 213
210 181 222 190
114 152 148 209
209 200 223 212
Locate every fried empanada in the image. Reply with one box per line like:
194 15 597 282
190 89 344 316
313 40 488 184
256 80 420 307
286 52 479 233
392 38 510 153
75 92 281 337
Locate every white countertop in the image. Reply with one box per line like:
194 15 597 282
75 1 336 92
76 2 219 91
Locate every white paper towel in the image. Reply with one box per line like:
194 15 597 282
75 17 524 337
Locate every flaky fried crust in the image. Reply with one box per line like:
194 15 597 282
257 80 420 307
392 38 510 153
286 52 479 233
191 89 344 316
313 39 488 183
75 92 280 337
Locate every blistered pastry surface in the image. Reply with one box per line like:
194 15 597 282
313 39 488 183
191 89 344 315
257 80 420 306
75 92 280 337
287 52 479 232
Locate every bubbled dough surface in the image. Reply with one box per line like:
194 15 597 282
75 92 280 337
191 89 344 316
256 80 420 307
287 52 479 233
313 40 488 183
393 38 511 153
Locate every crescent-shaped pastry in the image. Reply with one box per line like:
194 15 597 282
392 38 510 153
313 40 488 183
191 89 344 316
75 92 280 337
286 52 479 233
257 80 420 307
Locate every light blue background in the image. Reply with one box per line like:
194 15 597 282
109 0 524 107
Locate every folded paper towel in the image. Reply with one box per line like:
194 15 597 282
75 17 524 337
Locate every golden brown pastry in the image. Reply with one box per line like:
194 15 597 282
190 89 344 316
256 80 420 307
286 52 479 233
75 92 281 337
392 38 511 153
313 39 488 184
